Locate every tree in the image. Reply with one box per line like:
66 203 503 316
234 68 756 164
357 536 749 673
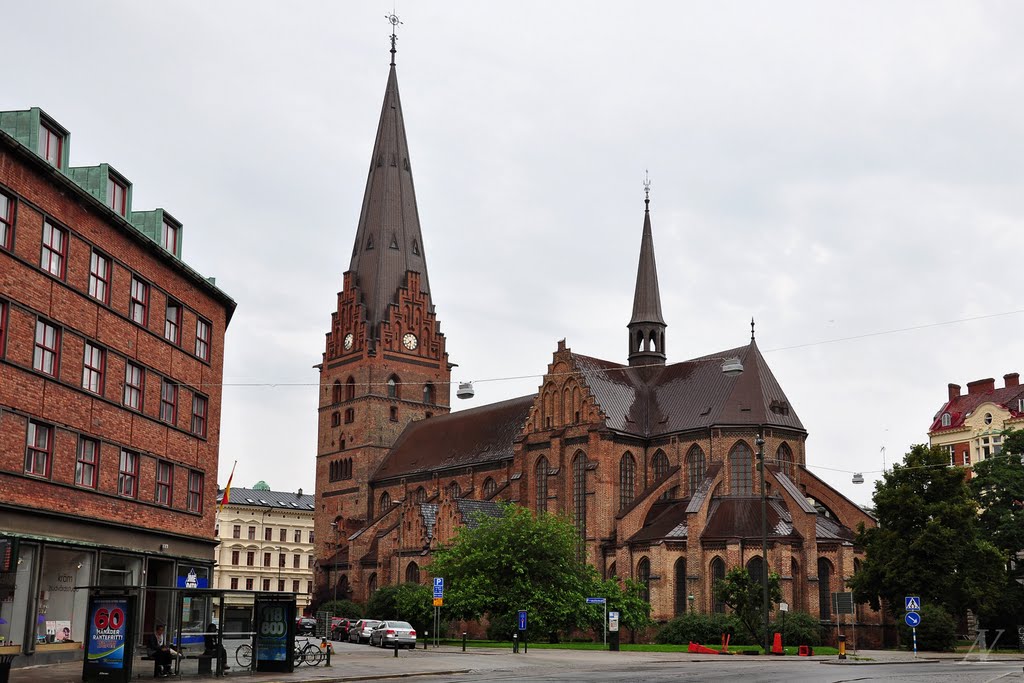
712 566 781 647
969 429 1024 633
365 583 433 635
429 504 604 639
849 444 1005 618
591 578 652 641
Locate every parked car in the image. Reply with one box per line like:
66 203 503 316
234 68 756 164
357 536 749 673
330 617 354 640
347 619 381 644
296 616 317 635
369 621 417 649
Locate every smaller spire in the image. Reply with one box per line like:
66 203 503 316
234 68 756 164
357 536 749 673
386 11 403 66
751 317 756 341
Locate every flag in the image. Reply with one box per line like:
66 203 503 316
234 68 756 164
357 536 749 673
219 461 236 513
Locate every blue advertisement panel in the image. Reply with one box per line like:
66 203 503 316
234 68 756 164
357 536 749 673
82 594 135 683
254 598 294 673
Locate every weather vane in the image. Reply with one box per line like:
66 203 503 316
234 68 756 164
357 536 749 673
751 317 756 341
386 11 403 66
643 169 651 205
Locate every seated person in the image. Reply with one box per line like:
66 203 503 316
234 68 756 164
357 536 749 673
203 622 229 671
143 624 177 677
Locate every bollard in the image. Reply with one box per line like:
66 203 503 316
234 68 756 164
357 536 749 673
394 641 399 657
321 638 332 667
462 632 467 652
838 635 846 660
513 632 518 654
423 631 428 650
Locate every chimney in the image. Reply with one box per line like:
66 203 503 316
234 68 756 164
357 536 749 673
967 378 996 395
948 383 961 401
1004 373 1019 388
297 488 303 498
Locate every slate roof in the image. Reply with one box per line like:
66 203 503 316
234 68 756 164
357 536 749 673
347 62 433 337
371 395 535 482
701 497 798 542
573 340 805 438
928 377 1024 434
419 500 503 541
629 500 691 543
222 487 315 511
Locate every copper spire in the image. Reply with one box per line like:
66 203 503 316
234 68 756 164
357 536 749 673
347 33 432 343
628 174 667 367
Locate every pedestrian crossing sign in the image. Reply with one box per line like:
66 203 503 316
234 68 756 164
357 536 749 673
905 596 921 611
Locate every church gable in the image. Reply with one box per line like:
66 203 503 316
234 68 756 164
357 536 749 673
526 341 610 434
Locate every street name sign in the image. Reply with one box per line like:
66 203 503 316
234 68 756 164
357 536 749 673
586 597 606 604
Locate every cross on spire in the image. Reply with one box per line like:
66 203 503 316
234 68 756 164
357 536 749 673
386 11 403 66
751 317 756 341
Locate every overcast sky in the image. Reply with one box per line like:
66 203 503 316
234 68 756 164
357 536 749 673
6 2 1022 507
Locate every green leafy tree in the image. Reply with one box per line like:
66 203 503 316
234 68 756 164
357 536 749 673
969 430 1024 632
849 444 1005 618
364 583 433 634
591 578 652 641
429 504 603 639
712 567 781 648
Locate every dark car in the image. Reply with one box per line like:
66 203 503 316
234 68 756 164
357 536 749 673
330 617 354 640
296 616 317 634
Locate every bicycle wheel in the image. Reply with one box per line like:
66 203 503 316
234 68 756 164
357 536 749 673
293 645 304 667
234 644 252 668
303 644 324 666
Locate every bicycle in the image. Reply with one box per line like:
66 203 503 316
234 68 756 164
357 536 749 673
234 643 251 668
293 639 324 666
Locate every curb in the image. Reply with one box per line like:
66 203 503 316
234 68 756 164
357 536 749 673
820 659 940 666
260 670 472 683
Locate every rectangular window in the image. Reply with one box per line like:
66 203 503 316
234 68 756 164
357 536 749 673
162 220 178 254
160 379 177 425
25 421 53 477
306 581 312 594
307 556 314 569
278 554 285 568
75 437 98 488
39 122 63 168
106 176 127 216
118 449 138 498
190 394 207 437
0 192 13 250
164 300 181 344
123 362 144 410
263 552 270 567
0 301 8 356
294 529 301 543
230 577 239 590
231 551 239 565
277 579 284 592
264 527 272 542
40 221 67 278
88 251 111 304
292 554 299 569
246 551 254 566
262 579 270 592
247 526 255 540
232 525 241 539
155 460 172 506
82 343 105 394
292 579 300 593
308 530 314 543
279 528 286 543
245 578 253 591
187 470 203 513
129 276 149 326
33 320 60 377
195 318 211 361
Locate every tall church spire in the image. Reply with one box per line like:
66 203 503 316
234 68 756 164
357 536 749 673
347 32 431 341
628 174 667 367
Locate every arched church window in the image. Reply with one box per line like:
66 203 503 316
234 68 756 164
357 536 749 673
331 411 340 427
674 558 687 616
414 486 426 503
344 408 354 424
535 457 549 512
686 445 706 495
619 453 636 511
405 561 420 584
818 558 833 620
345 377 355 401
652 450 671 500
446 481 460 499
483 477 497 499
332 381 342 404
649 330 658 352
776 442 794 478
379 492 391 511
711 557 726 613
637 557 651 603
368 573 378 595
387 375 400 399
572 452 587 540
747 555 764 587
791 558 801 611
423 383 434 405
729 442 753 495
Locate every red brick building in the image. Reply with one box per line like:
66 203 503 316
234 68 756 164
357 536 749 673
0 108 235 665
315 49 886 645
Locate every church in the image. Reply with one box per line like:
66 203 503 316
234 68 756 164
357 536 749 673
313 38 886 645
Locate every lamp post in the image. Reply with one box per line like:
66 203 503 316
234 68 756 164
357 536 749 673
755 429 770 654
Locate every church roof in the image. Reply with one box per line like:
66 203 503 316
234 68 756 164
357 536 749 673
347 61 432 335
572 340 805 438
371 395 536 482
629 199 665 327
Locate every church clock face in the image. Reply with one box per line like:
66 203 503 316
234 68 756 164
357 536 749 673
343 333 354 351
402 333 418 351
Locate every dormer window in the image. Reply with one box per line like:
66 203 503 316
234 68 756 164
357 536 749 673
940 412 951 427
107 175 127 216
162 219 179 254
38 122 63 169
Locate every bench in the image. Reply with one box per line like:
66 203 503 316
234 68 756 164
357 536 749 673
142 651 217 676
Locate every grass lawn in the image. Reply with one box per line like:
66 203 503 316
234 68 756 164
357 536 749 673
438 639 839 655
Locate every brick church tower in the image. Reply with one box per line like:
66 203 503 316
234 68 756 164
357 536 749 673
314 39 450 593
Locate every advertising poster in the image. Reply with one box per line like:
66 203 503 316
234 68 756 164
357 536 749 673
254 599 294 673
83 595 134 682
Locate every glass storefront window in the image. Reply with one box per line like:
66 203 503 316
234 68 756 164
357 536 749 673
178 566 211 646
36 547 93 646
0 544 37 649
98 554 142 587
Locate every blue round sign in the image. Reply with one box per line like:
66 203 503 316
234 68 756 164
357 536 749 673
905 611 921 627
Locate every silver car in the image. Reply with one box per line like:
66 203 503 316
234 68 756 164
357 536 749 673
370 620 417 649
347 619 381 644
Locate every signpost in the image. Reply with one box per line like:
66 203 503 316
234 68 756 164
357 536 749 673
905 596 921 658
586 598 607 646
518 610 527 653
779 602 788 655
433 578 444 649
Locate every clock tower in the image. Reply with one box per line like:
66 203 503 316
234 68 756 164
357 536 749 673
314 39 451 589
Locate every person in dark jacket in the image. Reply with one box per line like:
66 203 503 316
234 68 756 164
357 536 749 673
203 622 229 671
143 624 176 677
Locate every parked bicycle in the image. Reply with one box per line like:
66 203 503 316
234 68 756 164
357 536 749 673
233 639 324 668
234 643 252 669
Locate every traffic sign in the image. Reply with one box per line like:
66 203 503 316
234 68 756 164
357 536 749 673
905 611 921 628
433 577 444 599
518 610 527 631
433 598 443 607
586 597 606 605
905 596 921 611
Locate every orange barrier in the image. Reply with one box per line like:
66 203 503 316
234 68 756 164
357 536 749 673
771 632 783 655
797 644 813 656
688 642 724 655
